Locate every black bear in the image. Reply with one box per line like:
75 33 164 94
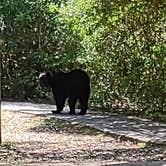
39 69 90 115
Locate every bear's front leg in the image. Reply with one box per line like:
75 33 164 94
52 96 65 114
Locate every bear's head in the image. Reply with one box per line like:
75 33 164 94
38 71 53 88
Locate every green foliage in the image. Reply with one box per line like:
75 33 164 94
1 0 166 117
1 0 71 100
60 0 166 114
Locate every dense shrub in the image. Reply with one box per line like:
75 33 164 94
1 0 165 116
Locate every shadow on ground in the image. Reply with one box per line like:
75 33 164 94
2 101 166 144
29 116 105 136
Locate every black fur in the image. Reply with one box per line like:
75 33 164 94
39 69 90 115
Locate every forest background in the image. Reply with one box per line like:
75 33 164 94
1 0 165 120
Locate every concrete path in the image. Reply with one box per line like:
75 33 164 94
1 101 166 144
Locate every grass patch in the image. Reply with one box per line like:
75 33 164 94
0 142 17 158
145 112 166 123
0 142 14 150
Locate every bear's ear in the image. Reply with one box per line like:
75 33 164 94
45 71 53 77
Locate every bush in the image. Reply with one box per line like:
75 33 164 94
1 0 166 116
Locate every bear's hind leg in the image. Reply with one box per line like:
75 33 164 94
68 97 77 115
79 95 89 115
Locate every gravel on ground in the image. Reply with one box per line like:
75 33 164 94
1 110 166 165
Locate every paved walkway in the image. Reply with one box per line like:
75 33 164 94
1 101 166 144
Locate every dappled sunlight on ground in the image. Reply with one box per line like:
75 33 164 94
1 109 166 164
2 110 137 154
